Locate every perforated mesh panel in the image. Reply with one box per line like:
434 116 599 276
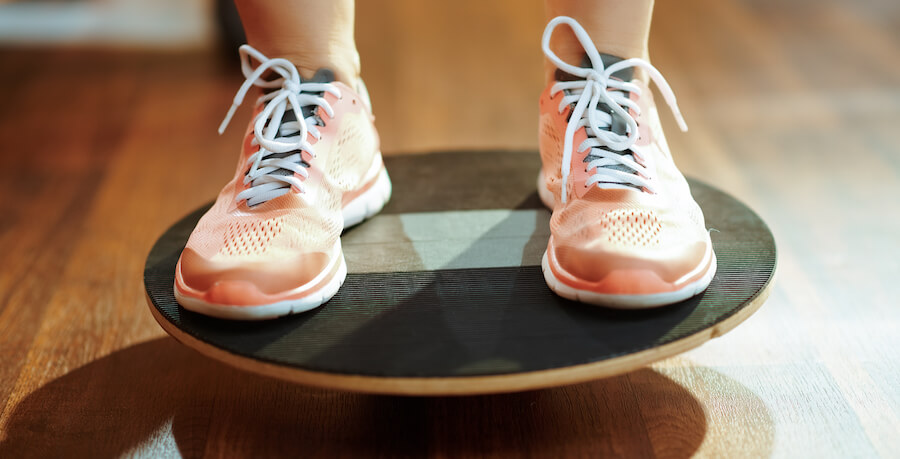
222 218 284 256
327 117 377 191
539 116 563 198
601 208 662 249
541 118 561 147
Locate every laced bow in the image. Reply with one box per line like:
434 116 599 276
218 45 342 206
542 16 688 203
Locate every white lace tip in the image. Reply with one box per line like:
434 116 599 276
676 117 689 132
218 104 239 135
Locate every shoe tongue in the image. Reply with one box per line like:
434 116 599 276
298 68 335 121
554 53 634 82
554 54 641 189
554 53 633 136
261 67 336 92
306 68 336 84
254 69 337 191
597 53 634 81
265 67 336 130
555 54 633 137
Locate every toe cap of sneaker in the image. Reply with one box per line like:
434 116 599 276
550 239 713 294
176 248 333 305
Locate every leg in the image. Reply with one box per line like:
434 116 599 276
234 0 360 85
543 0 654 82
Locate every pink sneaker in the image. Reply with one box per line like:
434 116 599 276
174 45 391 320
538 17 716 308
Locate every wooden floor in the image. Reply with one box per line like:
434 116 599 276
1 0 899 457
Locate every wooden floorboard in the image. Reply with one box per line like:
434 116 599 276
1 0 898 457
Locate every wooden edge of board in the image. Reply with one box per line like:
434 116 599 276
144 274 773 397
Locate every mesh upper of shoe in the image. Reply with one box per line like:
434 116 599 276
539 117 564 199
548 192 706 255
540 79 711 281
588 208 662 250
222 218 284 257
181 85 379 283
328 120 377 190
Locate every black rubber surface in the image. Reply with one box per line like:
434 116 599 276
144 151 776 378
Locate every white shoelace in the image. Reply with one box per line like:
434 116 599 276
542 16 688 203
218 45 342 206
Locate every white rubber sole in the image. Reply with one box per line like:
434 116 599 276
342 165 392 228
541 250 717 309
536 170 716 308
176 161 392 321
175 253 348 320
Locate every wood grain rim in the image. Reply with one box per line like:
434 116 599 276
145 276 772 396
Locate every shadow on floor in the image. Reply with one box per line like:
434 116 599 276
0 337 772 458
